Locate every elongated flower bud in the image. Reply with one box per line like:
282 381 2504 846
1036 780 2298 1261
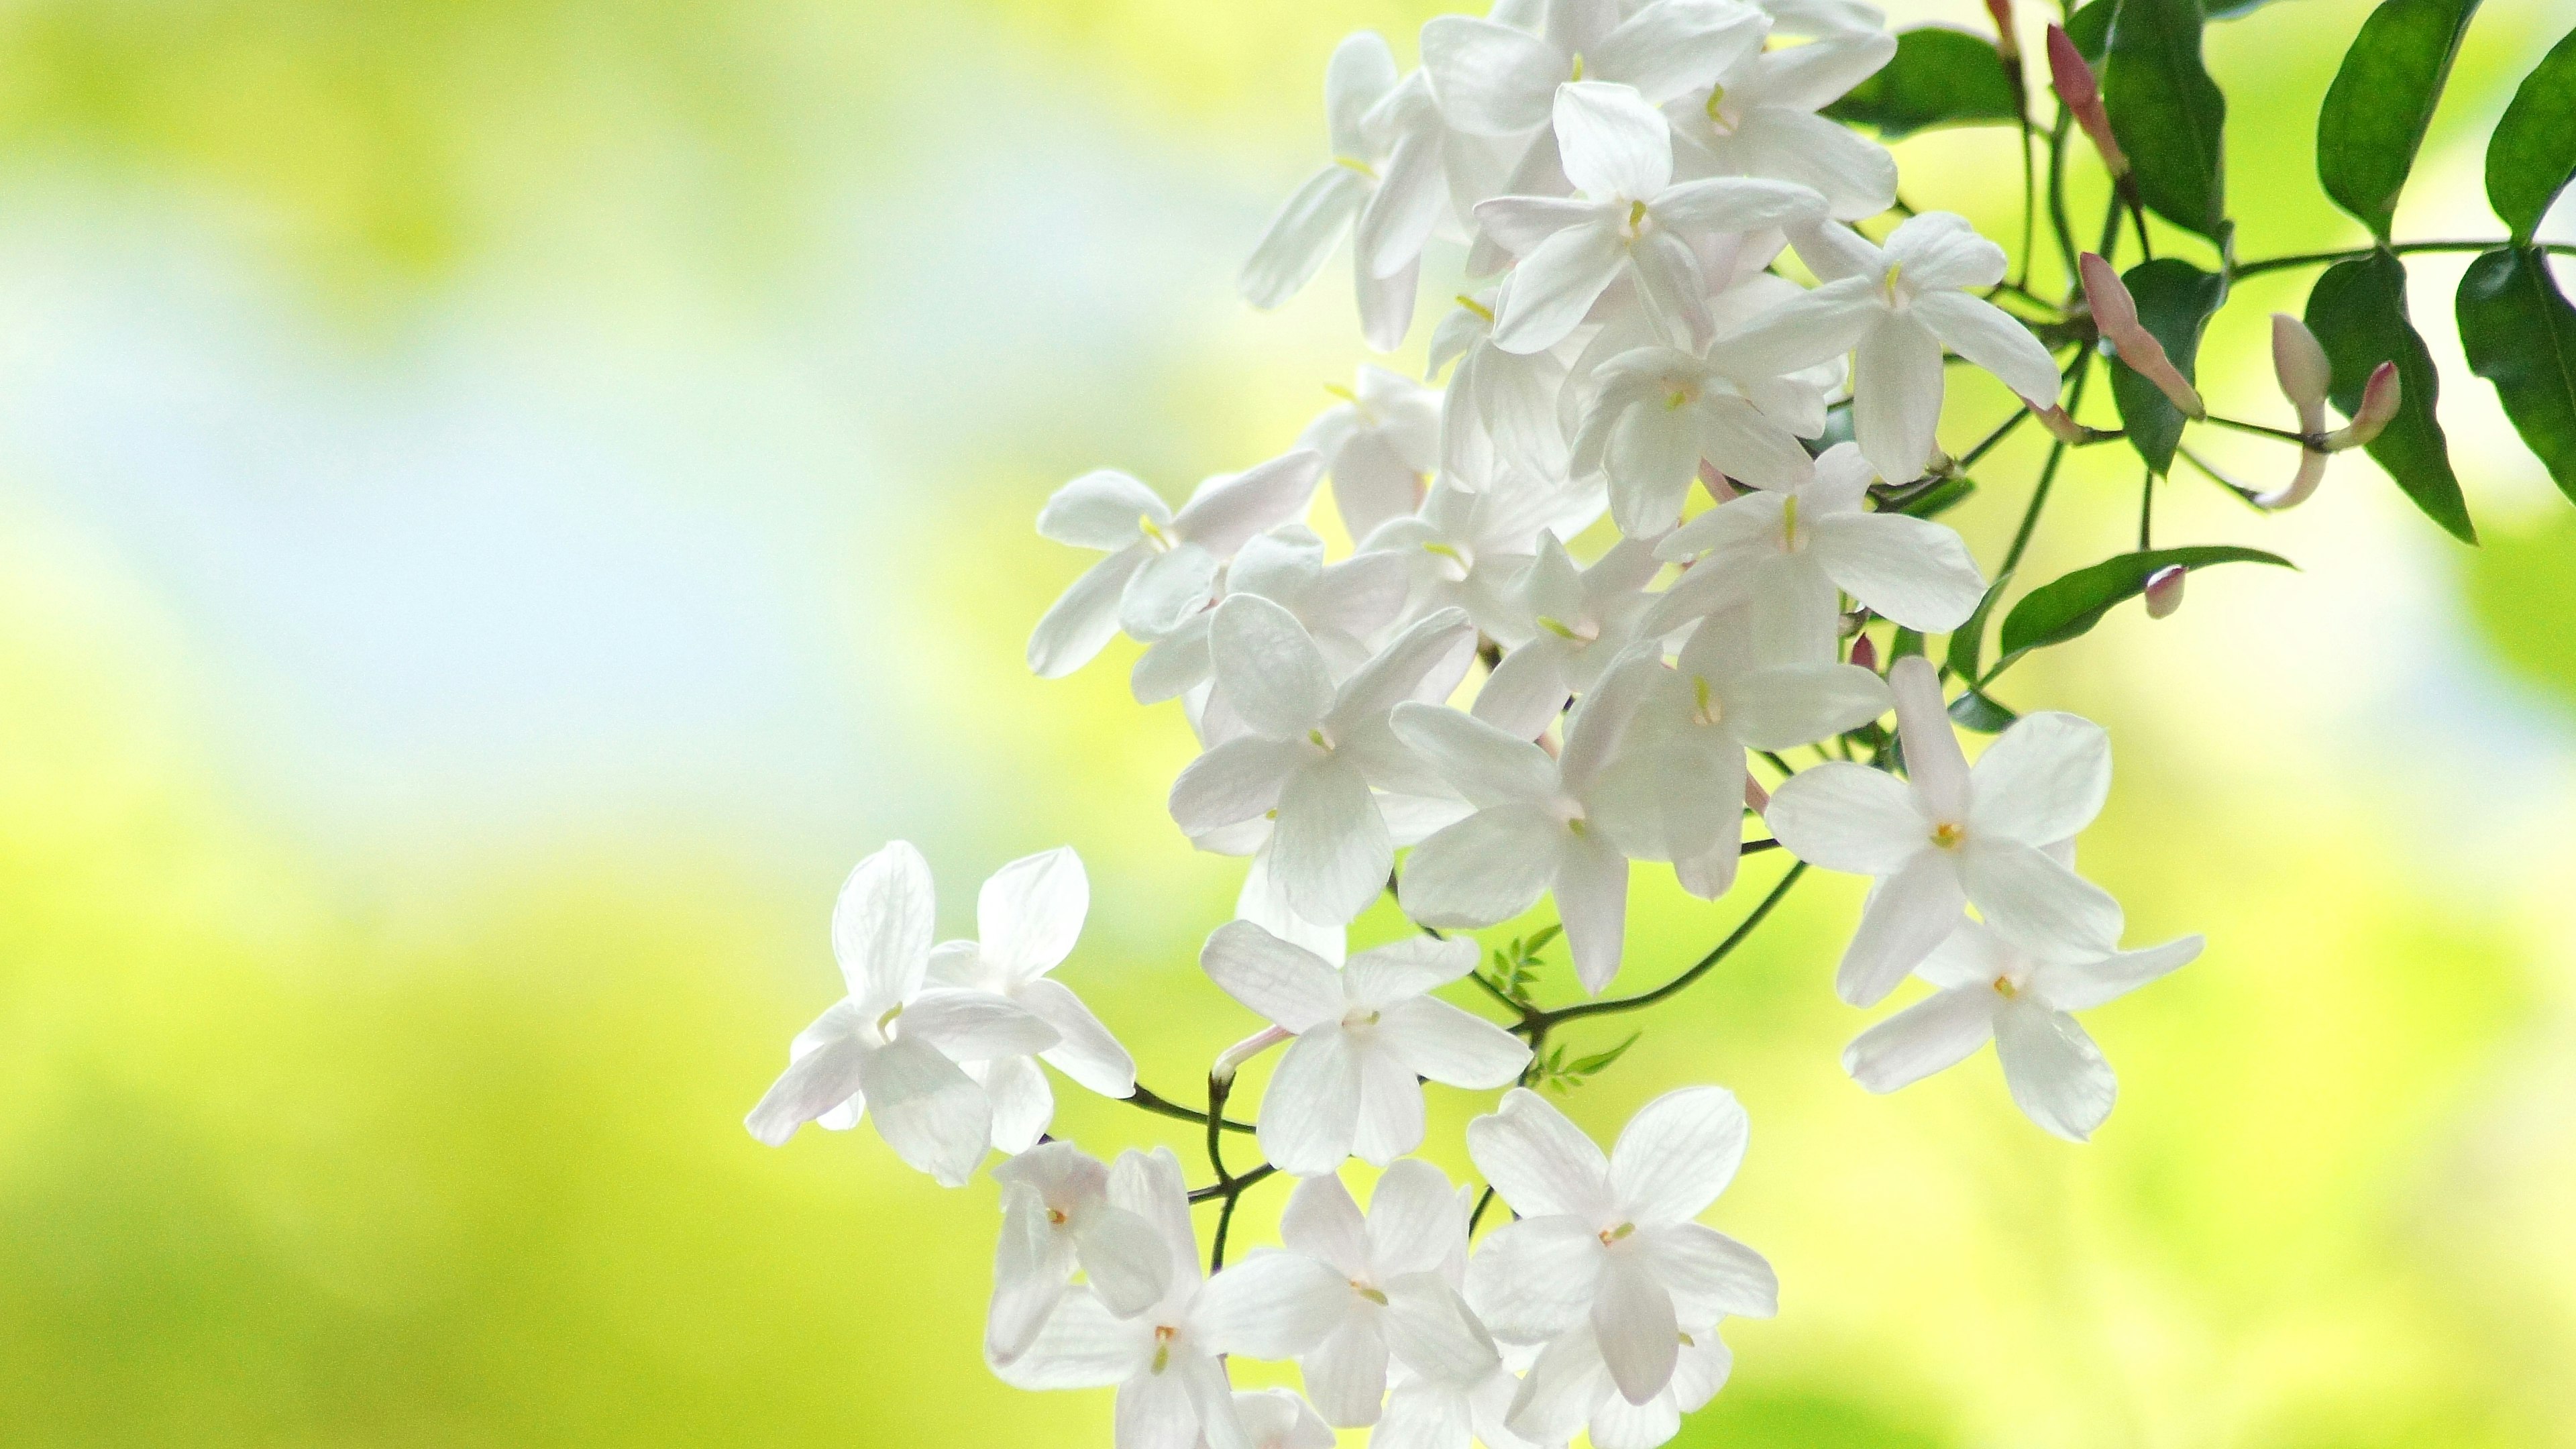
2034 402 2091 443
1698 460 1740 503
2270 313 2331 422
1848 633 1879 673
2080 252 2205 418
2323 362 2400 451
2047 25 2127 178
2143 564 2186 619
1985 0 2020 63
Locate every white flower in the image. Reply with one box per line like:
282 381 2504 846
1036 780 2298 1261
1030 451 1324 678
1234 1161 1504 1427
1201 922 1530 1175
1666 30 1899 220
1721 213 2061 479
1755 0 1889 37
1845 917 2202 1141
924 847 1138 1154
1170 602 1479 926
1465 1087 1776 1409
743 841 1059 1187
1428 284 1572 486
1762 656 2126 1007
1391 660 1669 991
1568 342 1823 533
1589 614 1890 899
1505 1316 1734 1449
1422 0 1769 140
996 1148 1349 1449
1131 526 1411 706
1381 1355 1555 1449
987 1142 1175 1365
1644 441 1988 645
1299 366 1444 541
1361 474 1607 649
1474 533 1664 739
1240 33 1450 352
1232 1388 1336 1449
1474 82 1829 356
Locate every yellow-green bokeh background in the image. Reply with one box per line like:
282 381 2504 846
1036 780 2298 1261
7 0 2576 1444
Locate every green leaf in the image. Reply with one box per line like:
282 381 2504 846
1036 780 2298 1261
1996 546 2294 661
2304 252 2476 543
2316 0 2481 241
1890 627 1927 662
1888 475 1976 519
1521 924 1562 955
1947 687 2019 733
1823 26 2021 140
2104 257 2226 474
2066 1 2113 62
1562 1032 1641 1079
2486 25 2576 246
2206 0 2293 15
2457 247 2576 504
2102 0 2229 240
1945 569 2015 682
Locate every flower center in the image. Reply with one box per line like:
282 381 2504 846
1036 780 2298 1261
1780 492 1803 550
1047 1207 1067 1226
1882 260 1908 307
1138 515 1175 552
1623 198 1648 239
1353 1280 1389 1305
1930 821 1966 850
1150 1324 1177 1374
1992 975 2019 998
1692 674 1720 726
1599 1222 1637 1246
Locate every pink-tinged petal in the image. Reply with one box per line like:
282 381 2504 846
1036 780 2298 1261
1640 1220 1778 1320
1993 1002 2117 1141
1607 1084 1749 1224
990 1287 1155 1389
1018 977 1137 1098
1960 837 2124 965
1258 1028 1365 1175
833 839 937 1012
1301 1315 1391 1427
1398 803 1565 928
1806 511 1988 632
1075 1203 1175 1320
1213 594 1337 739
1466 1087 1613 1222
1466 1214 1606 1342
1201 918 1346 1032
1887 655 1970 821
1491 221 1628 355
1556 827 1633 994
1591 1252 1680 1404
1377 996 1534 1089
1030 546 1149 678
1200 1251 1354 1358
1843 986 1998 1091
1837 851 1970 1006
1966 710 2112 847
858 1034 992 1187
1761 761 1928 875
2031 934 2202 1012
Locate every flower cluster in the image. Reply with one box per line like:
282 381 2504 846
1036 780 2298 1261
731 1 2289 1444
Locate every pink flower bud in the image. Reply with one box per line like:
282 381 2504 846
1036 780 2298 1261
2080 252 2205 419
1986 0 2020 62
2034 402 2090 443
2143 564 2186 619
2047 25 2127 177
1743 773 1770 813
2255 447 2328 511
1849 633 1879 672
2324 361 2400 451
1697 460 1740 503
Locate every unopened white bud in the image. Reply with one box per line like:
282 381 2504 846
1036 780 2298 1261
2081 252 2205 419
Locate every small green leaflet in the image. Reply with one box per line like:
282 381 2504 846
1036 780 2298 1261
1483 925 1560 1009
1948 687 2019 734
2102 0 2230 240
2105 258 2227 475
2304 251 2476 544
1945 568 2015 683
2317 0 2481 241
2457 248 2576 504
1823 26 2021 140
1537 1032 1642 1095
2486 24 2576 246
1996 546 2294 663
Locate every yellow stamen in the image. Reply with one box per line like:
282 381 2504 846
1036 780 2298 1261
1423 541 1465 563
1047 1208 1067 1225
1599 1222 1637 1246
1334 155 1379 179
1308 728 1329 748
1931 821 1966 850
1570 53 1586 80
1781 492 1799 546
1882 260 1904 303
1992 975 2019 998
1455 293 1495 323
1356 1283 1390 1305
1139 514 1174 550
1323 382 1358 404
1150 1324 1176 1374
1537 615 1580 640
1693 674 1715 722
1703 85 1727 123
1627 199 1648 231
1678 1330 1697 1347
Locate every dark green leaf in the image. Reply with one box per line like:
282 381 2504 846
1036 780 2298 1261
1890 475 1976 518
2458 247 2576 504
2487 25 2576 246
2066 1 2112 62
2317 0 2481 241
2206 0 2293 15
1890 627 1927 662
1946 570 2015 683
2102 0 2229 239
2104 257 2226 474
2304 252 2476 543
1811 399 1856 455
1947 687 2019 733
1997 545 2294 661
1823 26 2021 140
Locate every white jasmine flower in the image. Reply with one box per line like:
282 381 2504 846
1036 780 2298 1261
987 1142 1175 1365
1170 602 1480 925
1762 657 2125 1007
1361 474 1607 649
1474 83 1830 356
743 841 1060 1187
1666 31 1900 220
1845 917 2202 1141
1030 451 1325 679
1464 1087 1777 1407
1422 0 1770 140
923 847 1137 1154
1505 1315 1734 1449
1474 533 1665 739
1568 341 1823 533
1233 1388 1337 1449
1720 213 2061 480
1131 526 1411 706
1428 284 1572 485
1300 366 1444 541
1200 922 1530 1175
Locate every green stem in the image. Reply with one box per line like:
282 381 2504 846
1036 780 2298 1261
1519 863 1808 1031
2231 239 2576 280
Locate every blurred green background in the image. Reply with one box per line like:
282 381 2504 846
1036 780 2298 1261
5 0 2576 1444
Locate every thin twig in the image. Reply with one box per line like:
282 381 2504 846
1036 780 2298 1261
1516 863 1809 1032
2230 238 2576 280
1128 1081 1256 1134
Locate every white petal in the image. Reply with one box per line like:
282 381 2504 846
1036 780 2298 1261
1358 244 1422 352
1642 1220 1778 1320
1242 166 1371 309
1466 1087 1613 1222
1344 933 1483 1004
1038 470 1168 549
1116 1366 1203 1449
1121 543 1222 641
1368 1159 1471 1279
1691 390 1816 492
1712 274 1880 377
1732 108 1897 221
1851 311 1945 480
1648 176 1829 235
1132 616 1212 704
1837 850 1970 1006
1491 221 1627 354
833 839 937 1012
1554 828 1632 994
2033 934 2203 1012
991 1287 1153 1389
1378 1380 1474 1449
858 1034 992 1187
1474 195 1609 256
1591 1252 1679 1405
1282 1173 1374 1278
1357 125 1450 280
1273 755 1395 926
1917 916 2015 990
1843 987 1999 1091
979 1054 1056 1155
1399 804 1564 928
1382 1273 1502 1385
1421 15 1565 136
1329 608 1481 733
1741 29 1896 110
1236 1386 1337 1449
1328 31 1401 154
1589 1388 1683 1449
1961 839 2125 965
1199 1251 1354 1358
1353 1041 1432 1165
978 846 1089 980
1021 977 1138 1098
743 1019 869 1147
1378 996 1534 1089
1807 511 1988 632
1259 1028 1365 1175
1473 635 1578 742
1171 735 1316 836
1633 229 1715 350
1966 710 2112 847
1884 211 2007 290
1302 1316 1391 1426
1076 1204 1177 1320
1108 1146 1200 1287
898 988 1062 1061
1603 395 1705 537
1201 918 1347 1032
1030 547 1147 678
1591 0 1768 103
1555 80 1675 199
987 1183 1078 1364
1213 594 1336 739
1465 1214 1605 1342
1913 288 2061 405
1723 663 1892 751
1994 1003 2118 1141
1506 1328 1611 1444
1172 449 1327 555
1887 655 1970 821
1760 761 1927 875
1607 1083 1748 1224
